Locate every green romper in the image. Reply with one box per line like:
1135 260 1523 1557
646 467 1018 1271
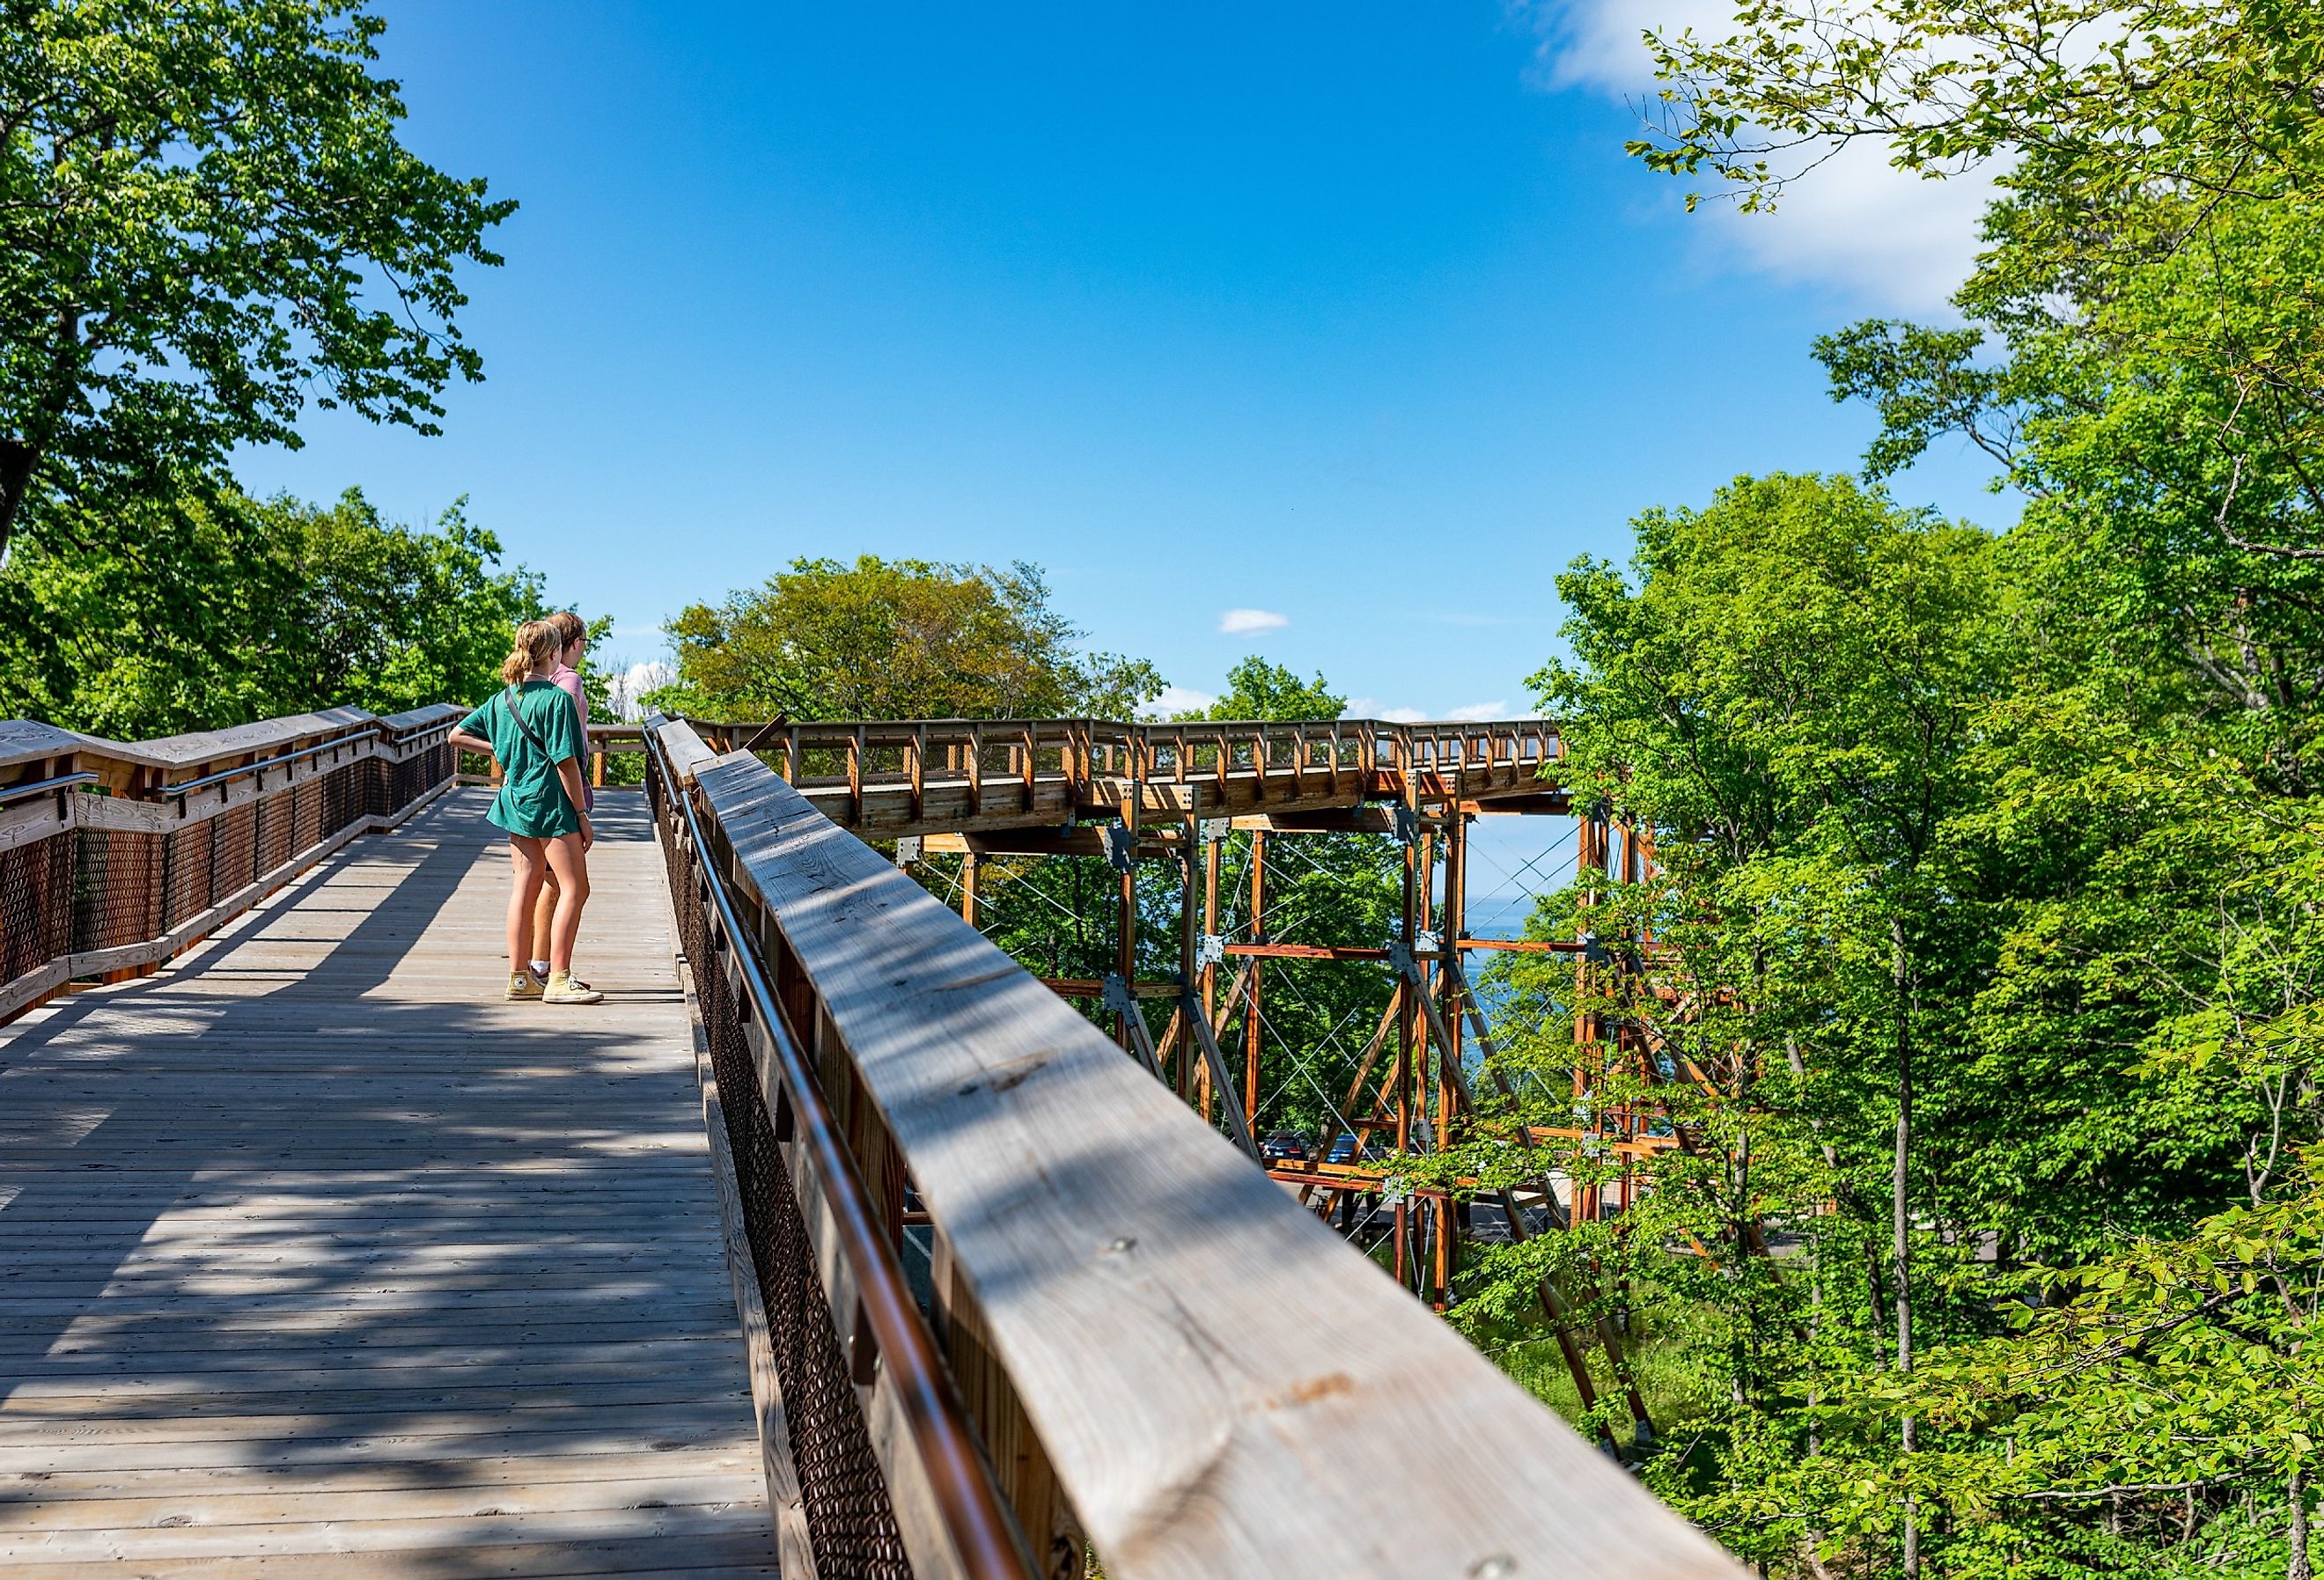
460 681 585 840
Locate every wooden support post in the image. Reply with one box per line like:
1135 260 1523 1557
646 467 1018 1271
1574 808 1608 1224
1179 816 1200 1099
848 724 865 827
1245 830 1266 1129
908 724 926 824
1202 827 1221 1026
961 851 981 930
1116 741 1141 1053
1395 817 1417 1288
1117 864 1138 1051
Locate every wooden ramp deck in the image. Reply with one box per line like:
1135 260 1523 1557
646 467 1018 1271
0 790 779 1577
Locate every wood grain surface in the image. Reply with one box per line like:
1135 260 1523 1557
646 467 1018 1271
0 790 776 1576
692 748 1746 1580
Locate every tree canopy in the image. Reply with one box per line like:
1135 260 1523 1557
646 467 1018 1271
1447 11 2324 1575
0 0 513 565
1 486 542 739
1173 656 1344 723
656 555 1164 722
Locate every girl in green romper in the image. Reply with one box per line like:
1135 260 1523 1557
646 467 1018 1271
446 620 603 1003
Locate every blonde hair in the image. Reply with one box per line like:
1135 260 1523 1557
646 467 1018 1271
499 620 564 687
543 610 586 650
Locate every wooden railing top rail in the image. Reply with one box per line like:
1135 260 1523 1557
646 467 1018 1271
680 712 1556 742
653 715 1738 1580
0 703 465 786
0 703 464 1025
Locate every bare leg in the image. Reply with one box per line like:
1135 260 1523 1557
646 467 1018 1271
541 834 590 976
505 837 549 976
530 866 561 965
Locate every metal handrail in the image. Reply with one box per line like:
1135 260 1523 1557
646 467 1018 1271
163 728 383 797
0 770 99 807
648 726 1037 1580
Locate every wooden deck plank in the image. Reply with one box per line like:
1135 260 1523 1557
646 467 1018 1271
0 792 776 1572
0 1532 782 1579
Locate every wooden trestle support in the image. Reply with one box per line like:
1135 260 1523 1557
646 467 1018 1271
675 715 1669 1447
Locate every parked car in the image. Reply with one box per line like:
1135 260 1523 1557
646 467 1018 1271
1325 1133 1388 1165
1260 1131 1308 1164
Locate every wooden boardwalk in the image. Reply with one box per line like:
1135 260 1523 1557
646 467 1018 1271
0 790 779 1576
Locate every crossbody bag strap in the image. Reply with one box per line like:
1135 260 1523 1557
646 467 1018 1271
499 685 577 818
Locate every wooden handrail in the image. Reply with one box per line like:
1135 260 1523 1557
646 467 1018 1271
0 706 464 1025
651 722 1033 1580
646 712 1741 1580
666 715 1558 790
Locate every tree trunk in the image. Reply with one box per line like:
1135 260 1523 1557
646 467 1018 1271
1894 915 1917 1576
2292 1466 2311 1580
0 437 34 570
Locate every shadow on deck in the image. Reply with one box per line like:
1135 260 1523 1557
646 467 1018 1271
0 791 778 1577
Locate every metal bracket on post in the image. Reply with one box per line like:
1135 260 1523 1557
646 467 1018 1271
1195 933 1226 970
1100 819 1136 874
894 835 922 869
1199 817 1229 843
1105 974 1166 1080
1391 805 1421 848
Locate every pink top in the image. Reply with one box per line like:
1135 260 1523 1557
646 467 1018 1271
551 663 593 812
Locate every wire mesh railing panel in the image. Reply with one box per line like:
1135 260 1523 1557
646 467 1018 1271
256 792 295 875
212 802 260 900
385 742 452 815
69 830 159 956
649 758 916 1580
318 760 362 841
160 819 215 932
2 709 462 1024
4 833 76 983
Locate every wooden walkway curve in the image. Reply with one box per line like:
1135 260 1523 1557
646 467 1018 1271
0 790 780 1576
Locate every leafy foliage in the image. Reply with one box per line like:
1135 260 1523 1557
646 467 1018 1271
0 486 542 738
0 0 513 563
1469 18 2324 1561
655 555 1163 723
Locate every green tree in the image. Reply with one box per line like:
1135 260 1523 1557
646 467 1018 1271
1470 474 2008 1573
1175 656 1343 722
1 485 541 738
658 555 1162 722
0 0 513 566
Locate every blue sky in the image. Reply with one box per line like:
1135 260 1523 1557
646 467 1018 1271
235 2 2007 889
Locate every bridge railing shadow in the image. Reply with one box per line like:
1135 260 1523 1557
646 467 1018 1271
0 792 768 1567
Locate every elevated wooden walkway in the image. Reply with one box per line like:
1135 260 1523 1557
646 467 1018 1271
0 705 1744 1580
0 791 778 1576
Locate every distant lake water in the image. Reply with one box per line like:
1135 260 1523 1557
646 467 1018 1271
1462 893 1541 941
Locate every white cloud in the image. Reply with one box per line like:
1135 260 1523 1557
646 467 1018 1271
1519 0 1993 313
1217 608 1289 636
608 659 676 722
1146 684 1218 719
1350 697 1431 724
1349 697 1531 724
